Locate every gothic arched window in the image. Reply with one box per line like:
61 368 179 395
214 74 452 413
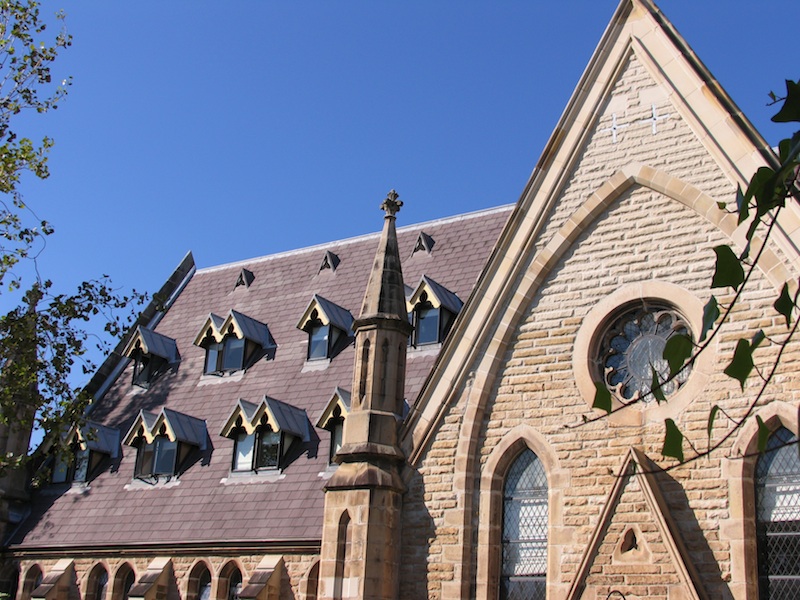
501 449 547 600
756 427 800 599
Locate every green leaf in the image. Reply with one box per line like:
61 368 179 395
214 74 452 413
592 382 612 413
663 333 693 377
716 201 726 210
723 338 755 390
772 80 800 123
700 296 720 342
707 405 720 439
774 283 794 327
651 368 666 404
662 419 684 462
735 185 749 225
756 415 770 453
711 245 745 290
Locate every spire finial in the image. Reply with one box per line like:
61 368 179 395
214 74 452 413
381 189 402 217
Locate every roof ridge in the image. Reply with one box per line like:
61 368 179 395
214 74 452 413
195 203 514 275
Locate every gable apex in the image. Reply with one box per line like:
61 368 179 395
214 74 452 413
401 0 800 466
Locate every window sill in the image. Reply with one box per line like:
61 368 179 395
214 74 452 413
220 470 285 485
301 358 331 373
124 477 181 491
197 370 245 386
407 343 442 359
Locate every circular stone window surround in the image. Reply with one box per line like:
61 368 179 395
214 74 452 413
573 281 714 425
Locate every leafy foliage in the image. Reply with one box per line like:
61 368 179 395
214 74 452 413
0 2 145 475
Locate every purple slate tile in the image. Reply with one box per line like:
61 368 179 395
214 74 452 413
11 205 511 549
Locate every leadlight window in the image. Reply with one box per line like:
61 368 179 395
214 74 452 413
231 421 282 472
598 302 691 402
756 427 800 599
502 449 547 600
257 426 281 469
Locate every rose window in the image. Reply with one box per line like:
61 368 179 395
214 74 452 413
599 303 691 402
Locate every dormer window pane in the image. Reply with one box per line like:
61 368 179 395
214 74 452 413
153 437 177 475
416 307 439 345
204 342 222 374
52 455 69 483
133 354 152 387
256 428 280 469
330 420 344 464
222 337 245 371
136 442 155 477
309 324 330 360
234 432 255 471
73 447 90 482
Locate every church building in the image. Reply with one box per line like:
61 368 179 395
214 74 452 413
3 1 800 598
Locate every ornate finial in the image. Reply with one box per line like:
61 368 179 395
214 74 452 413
381 189 403 217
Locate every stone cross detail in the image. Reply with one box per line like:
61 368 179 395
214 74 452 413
381 189 403 216
641 104 670 134
599 113 630 144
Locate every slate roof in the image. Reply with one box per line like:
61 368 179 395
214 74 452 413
11 204 512 550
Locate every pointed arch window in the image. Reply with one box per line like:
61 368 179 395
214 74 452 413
502 449 547 600
86 565 109 600
113 564 135 600
756 427 800 599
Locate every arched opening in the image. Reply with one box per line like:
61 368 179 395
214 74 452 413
301 560 319 600
187 562 213 600
21 565 42 600
501 448 547 600
334 511 352 600
217 562 242 600
756 427 800 598
86 564 109 600
112 563 135 600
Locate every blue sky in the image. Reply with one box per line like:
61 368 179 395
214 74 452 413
7 1 799 375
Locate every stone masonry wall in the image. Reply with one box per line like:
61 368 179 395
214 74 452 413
399 51 800 599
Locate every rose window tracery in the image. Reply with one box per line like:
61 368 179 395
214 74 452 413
598 303 692 402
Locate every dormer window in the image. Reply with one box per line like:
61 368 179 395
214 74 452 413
51 421 120 484
232 417 281 472
407 276 463 347
297 295 353 361
122 326 179 389
203 332 247 374
135 432 179 478
52 445 90 484
307 315 339 361
316 387 350 464
123 408 208 480
221 396 310 474
194 311 276 376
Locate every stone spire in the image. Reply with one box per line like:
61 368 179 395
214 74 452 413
317 191 412 600
358 190 408 323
